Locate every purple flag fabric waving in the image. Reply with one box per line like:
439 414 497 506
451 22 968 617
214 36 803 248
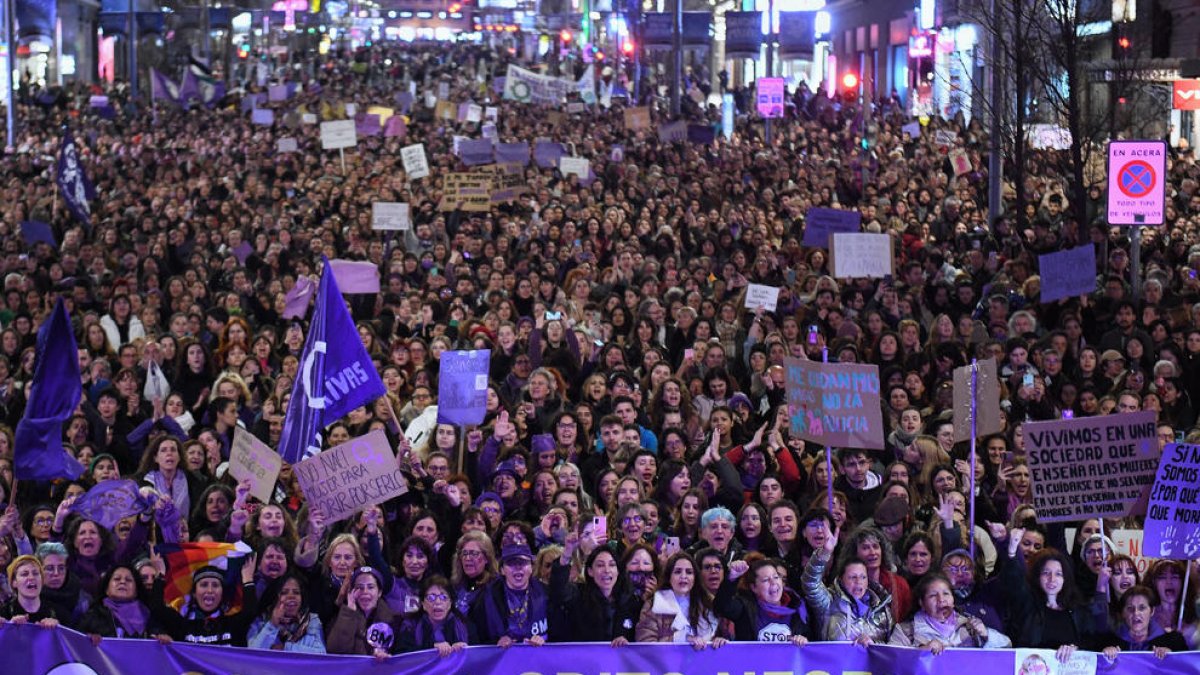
57 128 94 228
276 258 386 464
282 277 316 320
69 479 151 528
15 299 86 481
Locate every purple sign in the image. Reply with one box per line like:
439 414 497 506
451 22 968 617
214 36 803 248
1145 443 1200 559
437 350 491 426
495 141 530 165
1039 245 1097 303
757 77 786 118
803 207 862 247
355 113 382 136
459 138 496 167
534 141 565 168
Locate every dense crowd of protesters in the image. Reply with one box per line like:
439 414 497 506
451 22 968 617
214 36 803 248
0 39 1199 663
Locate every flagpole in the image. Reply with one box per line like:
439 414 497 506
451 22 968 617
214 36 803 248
3 0 15 152
1179 560 1191 631
456 425 467 475
823 346 832 513
969 358 977 562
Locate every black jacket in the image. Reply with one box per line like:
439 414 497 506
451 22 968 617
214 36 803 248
77 600 164 638
713 579 812 642
147 579 259 646
547 560 641 642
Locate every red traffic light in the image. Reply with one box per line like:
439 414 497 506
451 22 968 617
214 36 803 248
560 29 573 43
621 39 635 55
1117 36 1130 49
841 72 859 89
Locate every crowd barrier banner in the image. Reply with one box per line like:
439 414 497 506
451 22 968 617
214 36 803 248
4 626 1200 675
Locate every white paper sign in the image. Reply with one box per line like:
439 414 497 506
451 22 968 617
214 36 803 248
268 84 289 102
251 108 275 125
485 106 499 121
481 123 498 139
344 103 357 117
466 103 483 123
438 82 450 99
744 284 781 312
301 113 317 125
277 137 298 153
320 119 358 150
402 143 431 180
372 202 412 231
560 156 590 178
831 232 893 279
425 92 438 108
935 129 957 147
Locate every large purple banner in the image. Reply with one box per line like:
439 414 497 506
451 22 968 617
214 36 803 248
4 625 1199 675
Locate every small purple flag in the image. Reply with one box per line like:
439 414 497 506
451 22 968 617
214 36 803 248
534 141 565 169
20 221 56 247
232 241 254 265
282 277 316 320
384 115 407 138
395 91 414 114
329 259 381 294
68 479 151 529
355 113 382 136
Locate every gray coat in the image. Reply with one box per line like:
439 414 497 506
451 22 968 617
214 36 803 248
801 549 894 642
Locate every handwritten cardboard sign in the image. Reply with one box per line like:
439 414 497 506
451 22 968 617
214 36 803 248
230 428 283 503
1026 411 1159 523
831 232 892 279
1144 443 1200 559
785 358 884 449
952 359 1002 443
292 430 408 523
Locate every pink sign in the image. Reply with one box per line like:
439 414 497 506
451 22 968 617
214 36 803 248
1107 140 1166 226
756 77 785 119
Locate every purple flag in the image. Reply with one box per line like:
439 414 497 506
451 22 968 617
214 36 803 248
282 277 316 320
383 115 407 138
329 259 381 294
394 91 414 114
232 241 254 264
355 113 382 136
57 128 94 228
151 68 179 102
496 141 530 165
534 141 565 168
14 299 86 481
69 479 150 528
20 221 56 247
687 124 716 145
276 258 386 464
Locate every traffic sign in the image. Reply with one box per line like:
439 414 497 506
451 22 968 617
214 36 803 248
1107 140 1166 226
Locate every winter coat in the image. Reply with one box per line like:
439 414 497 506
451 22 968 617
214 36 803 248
467 579 550 644
548 560 641 642
77 599 163 639
326 603 397 655
246 614 328 653
712 580 812 642
396 612 476 652
146 580 259 646
634 590 719 643
801 549 894 643
888 610 1011 649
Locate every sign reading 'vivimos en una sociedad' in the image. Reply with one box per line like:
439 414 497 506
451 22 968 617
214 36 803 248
1026 411 1160 523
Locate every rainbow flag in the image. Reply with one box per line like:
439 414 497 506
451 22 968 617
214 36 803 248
157 541 252 612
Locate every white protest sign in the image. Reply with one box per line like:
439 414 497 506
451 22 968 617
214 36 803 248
935 129 957 147
485 106 499 121
251 109 275 125
229 428 283 504
466 103 483 123
301 113 317 125
320 120 357 150
277 138 298 153
560 156 590 178
402 143 431 179
744 284 780 312
831 232 893 279
344 103 357 117
372 202 412 231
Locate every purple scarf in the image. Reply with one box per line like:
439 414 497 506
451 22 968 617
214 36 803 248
103 598 150 637
757 598 798 632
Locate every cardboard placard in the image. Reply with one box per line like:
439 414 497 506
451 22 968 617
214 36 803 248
1027 411 1160 523
1144 443 1200 559
951 359 1002 443
319 120 357 150
744 284 780 312
292 430 408 523
439 171 493 212
229 428 283 504
401 143 431 180
624 106 650 130
785 358 884 449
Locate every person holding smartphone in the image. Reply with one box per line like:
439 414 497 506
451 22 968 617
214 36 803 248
547 530 642 644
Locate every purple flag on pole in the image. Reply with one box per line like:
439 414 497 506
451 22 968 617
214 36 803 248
69 479 151 528
276 258 386 464
329 259 381 294
151 68 180 102
57 128 94 228
282 277 315 320
14 299 86 481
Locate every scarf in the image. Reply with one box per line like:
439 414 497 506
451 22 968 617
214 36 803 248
103 597 150 637
504 586 530 637
149 469 190 515
916 611 959 641
274 613 312 646
757 598 798 633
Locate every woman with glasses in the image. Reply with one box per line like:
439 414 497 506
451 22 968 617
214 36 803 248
397 575 475 656
451 532 497 616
